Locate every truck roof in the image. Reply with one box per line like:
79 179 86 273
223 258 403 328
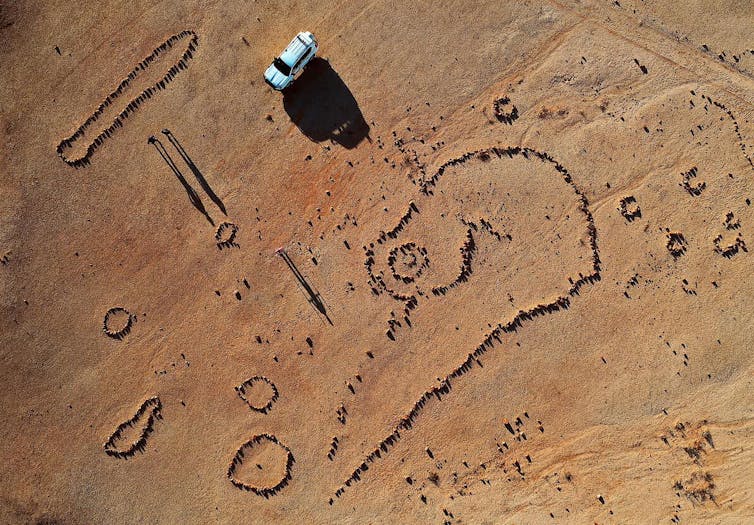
279 32 315 67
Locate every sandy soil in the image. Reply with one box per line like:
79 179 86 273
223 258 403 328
2 0 754 523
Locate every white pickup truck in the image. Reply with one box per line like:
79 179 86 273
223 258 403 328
264 32 318 91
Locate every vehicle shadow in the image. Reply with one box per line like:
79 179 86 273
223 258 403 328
283 58 370 149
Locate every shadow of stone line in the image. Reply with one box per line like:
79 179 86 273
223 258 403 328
57 30 199 168
149 135 214 226
277 248 333 325
162 129 227 215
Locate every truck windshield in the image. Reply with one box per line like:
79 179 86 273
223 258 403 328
273 57 291 76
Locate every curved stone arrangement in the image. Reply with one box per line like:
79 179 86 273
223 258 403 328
339 146 602 501
57 30 199 167
103 396 162 459
103 307 135 340
215 222 239 250
234 376 279 414
227 434 295 498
